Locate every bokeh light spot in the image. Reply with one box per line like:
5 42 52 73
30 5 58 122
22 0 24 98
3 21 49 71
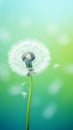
57 34 70 45
54 64 60 68
0 29 11 43
18 17 32 28
47 24 59 36
48 79 62 95
63 63 73 74
43 103 57 119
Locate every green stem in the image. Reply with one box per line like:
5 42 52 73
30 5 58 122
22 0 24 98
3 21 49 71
26 75 32 130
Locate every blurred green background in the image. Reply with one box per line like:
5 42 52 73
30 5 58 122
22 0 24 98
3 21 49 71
0 0 73 130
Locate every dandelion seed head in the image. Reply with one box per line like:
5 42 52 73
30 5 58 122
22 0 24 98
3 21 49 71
8 40 51 76
22 52 35 62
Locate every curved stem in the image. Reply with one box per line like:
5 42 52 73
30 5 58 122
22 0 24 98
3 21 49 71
26 75 32 130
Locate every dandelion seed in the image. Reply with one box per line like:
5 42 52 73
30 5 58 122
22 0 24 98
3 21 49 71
21 82 29 92
22 91 27 98
21 82 26 87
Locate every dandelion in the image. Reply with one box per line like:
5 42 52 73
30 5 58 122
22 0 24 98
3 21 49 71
8 39 51 130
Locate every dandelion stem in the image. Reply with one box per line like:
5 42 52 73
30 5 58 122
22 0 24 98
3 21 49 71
26 75 32 130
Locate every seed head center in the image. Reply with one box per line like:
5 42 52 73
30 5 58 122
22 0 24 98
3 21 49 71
22 52 35 69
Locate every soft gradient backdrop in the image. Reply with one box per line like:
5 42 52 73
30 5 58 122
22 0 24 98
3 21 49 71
0 0 73 130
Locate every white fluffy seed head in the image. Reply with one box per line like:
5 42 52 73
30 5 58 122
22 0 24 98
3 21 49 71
8 40 51 76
